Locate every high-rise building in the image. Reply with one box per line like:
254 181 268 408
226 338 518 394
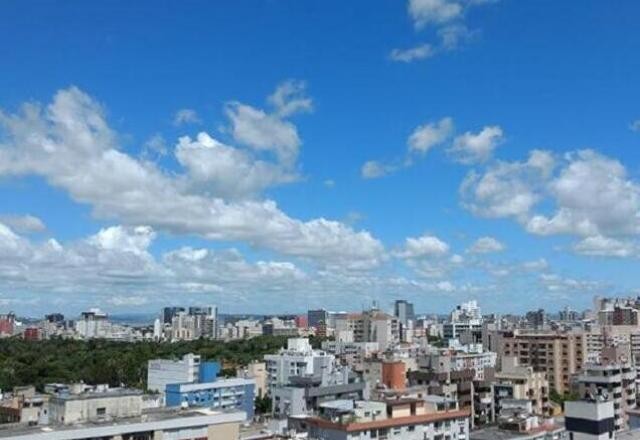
333 309 401 351
493 356 550 417
525 309 546 330
162 306 185 324
308 309 329 329
189 305 218 339
75 309 108 339
572 346 637 431
263 338 335 395
394 300 415 326
499 331 586 394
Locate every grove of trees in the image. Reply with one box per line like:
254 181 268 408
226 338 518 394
0 335 316 391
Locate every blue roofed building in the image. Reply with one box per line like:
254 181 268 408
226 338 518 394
152 355 255 420
166 378 255 419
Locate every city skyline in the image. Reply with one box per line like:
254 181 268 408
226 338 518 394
2 0 640 316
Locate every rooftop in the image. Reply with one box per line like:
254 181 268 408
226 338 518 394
0 407 245 439
470 424 565 440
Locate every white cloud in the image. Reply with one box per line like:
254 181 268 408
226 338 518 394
0 215 46 233
438 24 475 50
630 119 640 132
175 132 298 198
462 148 640 259
408 0 464 28
572 235 637 258
173 109 201 126
538 272 604 295
0 86 384 267
267 80 313 117
225 80 311 166
468 236 505 253
361 160 400 179
448 125 503 164
408 117 454 153
526 150 640 237
460 149 554 220
522 258 548 271
88 225 156 256
402 0 499 60
390 44 434 62
396 234 450 259
142 133 168 157
225 102 301 165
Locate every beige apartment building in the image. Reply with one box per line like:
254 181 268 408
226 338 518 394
499 331 586 394
493 356 550 416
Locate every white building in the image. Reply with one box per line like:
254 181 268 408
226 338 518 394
289 399 470 440
74 309 108 339
147 353 201 393
264 338 334 395
565 398 615 440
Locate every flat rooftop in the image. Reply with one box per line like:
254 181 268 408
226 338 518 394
0 407 245 439
470 424 565 440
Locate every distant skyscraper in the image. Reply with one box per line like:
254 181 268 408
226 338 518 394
163 307 185 324
394 300 415 325
308 309 329 328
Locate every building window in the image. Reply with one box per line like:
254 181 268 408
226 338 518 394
96 407 106 416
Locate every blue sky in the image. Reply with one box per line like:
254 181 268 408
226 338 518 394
1 0 640 317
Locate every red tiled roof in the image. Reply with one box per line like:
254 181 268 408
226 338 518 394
303 409 470 432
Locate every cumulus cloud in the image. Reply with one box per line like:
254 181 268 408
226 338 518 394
396 234 450 259
408 0 464 28
0 221 501 313
362 117 452 179
462 148 640 259
448 125 503 164
173 108 201 126
460 149 554 220
361 160 402 179
408 117 454 154
468 236 505 253
0 214 46 233
526 150 640 237
225 80 312 166
175 132 298 198
267 80 313 117
572 235 637 258
402 0 498 58
0 86 384 267
390 43 434 63
88 225 156 256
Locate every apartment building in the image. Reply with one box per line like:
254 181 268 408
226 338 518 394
165 378 255 419
493 356 550 417
499 331 586 394
147 353 209 393
237 361 267 398
334 309 401 351
572 347 637 432
264 338 335 395
565 397 615 440
272 366 366 418
288 399 470 440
